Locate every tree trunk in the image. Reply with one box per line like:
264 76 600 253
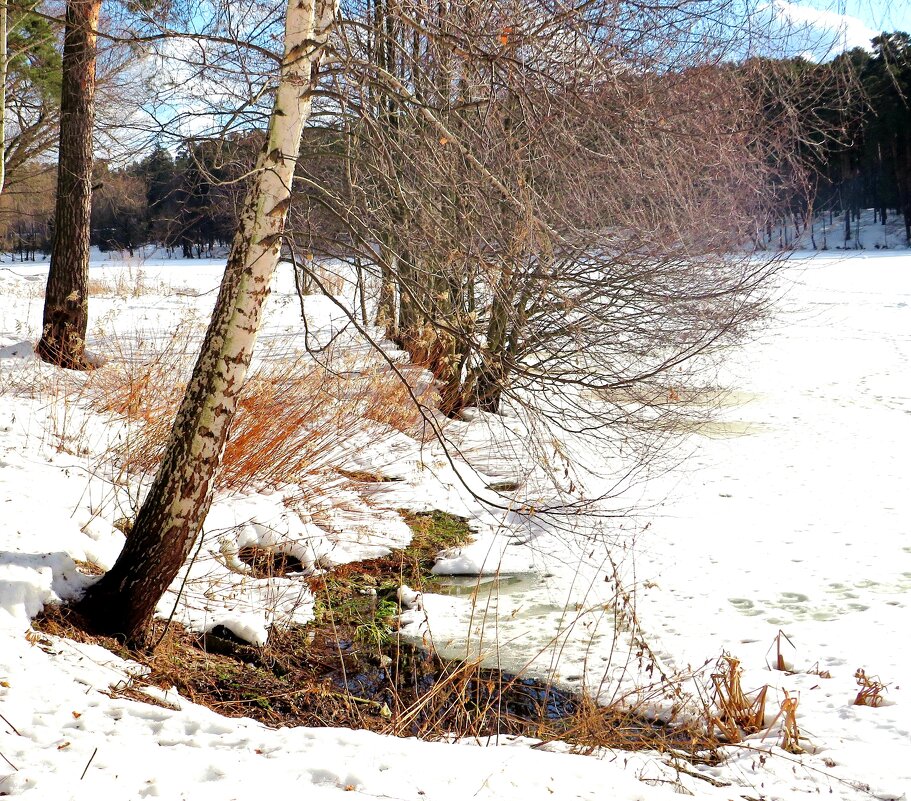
74 0 335 646
0 0 8 196
375 238 398 336
36 0 101 369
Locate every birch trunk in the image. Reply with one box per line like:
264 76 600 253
0 0 7 196
75 0 336 645
36 0 101 368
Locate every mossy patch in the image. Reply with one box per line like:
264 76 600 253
398 509 472 562
304 509 473 647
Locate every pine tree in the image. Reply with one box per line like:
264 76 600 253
36 0 102 369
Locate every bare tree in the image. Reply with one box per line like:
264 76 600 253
68 0 806 641
291 0 797 436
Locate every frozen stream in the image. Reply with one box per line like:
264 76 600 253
2 249 909 800
395 250 911 797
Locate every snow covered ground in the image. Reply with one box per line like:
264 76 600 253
0 245 909 800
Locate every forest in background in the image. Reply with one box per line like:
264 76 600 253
1 19 910 262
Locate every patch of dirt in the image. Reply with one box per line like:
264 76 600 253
237 546 305 578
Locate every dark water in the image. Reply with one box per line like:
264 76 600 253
329 642 577 727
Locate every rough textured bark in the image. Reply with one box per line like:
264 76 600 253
36 0 99 365
0 0 7 196
75 0 335 645
36 0 101 369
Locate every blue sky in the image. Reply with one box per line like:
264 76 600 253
755 0 911 59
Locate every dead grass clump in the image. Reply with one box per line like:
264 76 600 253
853 668 887 707
35 603 720 760
87 332 435 492
87 278 114 296
806 662 832 679
762 689 802 754
710 654 767 742
88 323 198 424
779 690 801 753
87 270 158 298
73 560 106 576
220 361 432 490
301 259 348 297
336 468 398 483
541 695 716 757
36 607 372 730
237 546 305 578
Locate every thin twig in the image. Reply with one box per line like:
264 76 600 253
0 749 17 772
79 747 97 781
0 713 20 736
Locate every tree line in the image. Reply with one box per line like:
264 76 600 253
746 32 911 247
5 36 911 264
1 138 255 258
90 139 254 257
822 33 911 244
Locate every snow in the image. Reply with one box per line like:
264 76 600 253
1 242 910 800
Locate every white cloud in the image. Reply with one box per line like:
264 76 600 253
766 0 878 54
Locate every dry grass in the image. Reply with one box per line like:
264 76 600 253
806 662 832 679
83 328 435 493
35 605 720 761
762 689 802 753
853 668 887 707
88 324 198 423
778 690 802 753
218 360 430 491
306 260 349 296
87 268 164 298
709 654 768 743
16 270 162 300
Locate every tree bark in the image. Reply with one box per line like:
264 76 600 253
36 0 101 369
0 0 8 196
375 238 398 335
74 0 335 645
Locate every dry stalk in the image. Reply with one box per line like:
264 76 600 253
386 655 488 738
767 629 794 672
762 689 802 753
853 668 886 707
806 662 831 679
779 690 802 753
710 655 767 742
